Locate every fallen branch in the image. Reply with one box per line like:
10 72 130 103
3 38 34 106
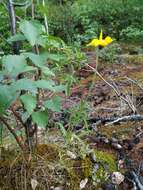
88 114 143 126
105 114 143 126
127 171 143 190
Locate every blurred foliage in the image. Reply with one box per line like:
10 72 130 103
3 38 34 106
46 0 143 44
0 0 143 51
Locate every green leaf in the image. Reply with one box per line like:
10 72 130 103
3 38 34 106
0 71 4 82
12 79 37 94
7 34 26 44
21 66 37 73
23 52 47 67
2 55 27 77
54 85 66 92
35 80 55 91
47 53 65 62
57 122 67 138
23 53 55 76
0 85 18 115
32 111 48 128
20 20 44 46
20 93 37 114
35 80 65 92
41 66 55 76
46 35 66 49
44 96 61 112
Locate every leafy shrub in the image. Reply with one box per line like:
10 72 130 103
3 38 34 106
120 26 143 41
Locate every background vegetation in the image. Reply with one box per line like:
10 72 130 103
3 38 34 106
0 0 143 53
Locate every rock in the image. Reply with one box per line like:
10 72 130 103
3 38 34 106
67 150 77 159
111 172 124 185
118 159 124 169
31 178 38 190
80 178 88 189
111 143 122 150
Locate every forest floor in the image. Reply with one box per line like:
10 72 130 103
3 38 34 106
1 44 143 190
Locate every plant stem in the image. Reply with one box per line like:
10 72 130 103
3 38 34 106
96 47 99 71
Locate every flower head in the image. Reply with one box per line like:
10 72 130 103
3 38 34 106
87 30 113 47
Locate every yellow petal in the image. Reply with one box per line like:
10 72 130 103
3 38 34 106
87 39 99 47
104 36 113 45
99 39 107 46
99 30 103 41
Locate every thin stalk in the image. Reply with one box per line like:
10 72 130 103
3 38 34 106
96 47 99 71
42 0 49 34
31 1 40 149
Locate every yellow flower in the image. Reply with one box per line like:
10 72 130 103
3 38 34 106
87 30 113 47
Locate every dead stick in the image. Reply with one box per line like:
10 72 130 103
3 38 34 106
105 114 143 126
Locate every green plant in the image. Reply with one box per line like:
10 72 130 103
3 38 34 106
68 100 88 128
0 20 67 151
120 26 143 41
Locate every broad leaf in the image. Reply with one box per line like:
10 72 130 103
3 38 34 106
20 93 37 114
21 66 37 73
7 34 26 43
20 20 44 46
35 80 55 91
12 78 37 94
35 80 65 92
23 52 47 67
54 85 66 92
2 55 27 77
0 71 4 82
23 53 55 76
32 111 48 128
0 85 18 115
23 53 48 67
41 66 55 76
44 96 61 112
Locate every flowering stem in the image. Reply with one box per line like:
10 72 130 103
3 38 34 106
96 47 99 71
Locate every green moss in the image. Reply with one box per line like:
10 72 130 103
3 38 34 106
36 143 60 161
94 150 117 172
81 156 93 178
